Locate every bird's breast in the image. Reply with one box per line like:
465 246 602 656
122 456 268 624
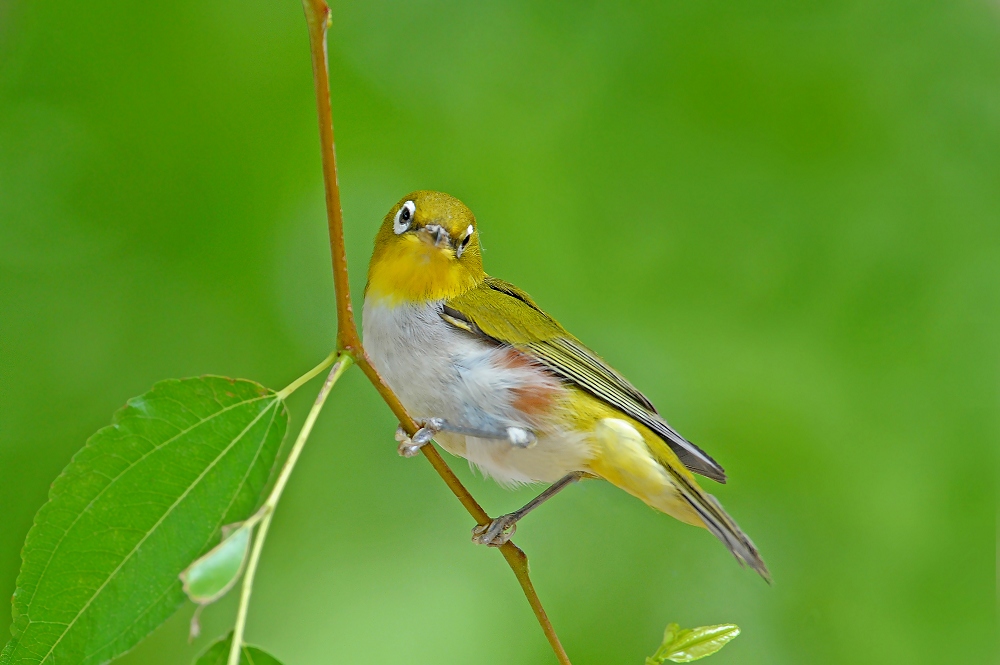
362 298 460 418
362 297 590 484
362 298 558 425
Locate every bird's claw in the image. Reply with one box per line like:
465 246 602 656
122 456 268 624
395 418 444 457
471 515 517 547
395 427 422 457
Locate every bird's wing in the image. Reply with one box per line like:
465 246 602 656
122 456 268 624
442 277 727 483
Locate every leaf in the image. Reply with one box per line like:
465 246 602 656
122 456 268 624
1 377 287 665
181 521 254 605
194 632 284 665
646 623 740 664
663 624 740 662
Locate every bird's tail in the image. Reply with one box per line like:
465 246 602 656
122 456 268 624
589 418 771 582
658 458 771 582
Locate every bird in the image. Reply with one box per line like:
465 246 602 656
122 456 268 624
362 190 769 581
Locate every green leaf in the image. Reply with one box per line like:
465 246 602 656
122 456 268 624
646 623 740 664
1 377 287 665
181 521 254 605
194 632 284 665
663 624 740 662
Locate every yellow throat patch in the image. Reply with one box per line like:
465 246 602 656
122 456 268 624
366 232 483 304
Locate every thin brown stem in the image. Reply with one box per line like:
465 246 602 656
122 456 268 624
298 1 571 663
301 0 353 351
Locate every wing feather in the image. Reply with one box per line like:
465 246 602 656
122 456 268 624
443 277 727 483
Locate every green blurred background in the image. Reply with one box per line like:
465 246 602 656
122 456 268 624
1 0 997 663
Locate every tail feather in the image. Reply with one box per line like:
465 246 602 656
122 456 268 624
663 464 771 582
589 416 770 582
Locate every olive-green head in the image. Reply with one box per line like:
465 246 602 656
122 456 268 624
366 190 485 303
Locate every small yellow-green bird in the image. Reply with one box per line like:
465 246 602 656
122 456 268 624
363 190 769 581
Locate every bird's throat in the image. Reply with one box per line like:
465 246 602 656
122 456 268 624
365 241 483 304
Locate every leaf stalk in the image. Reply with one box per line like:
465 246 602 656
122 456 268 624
277 349 338 400
228 354 352 665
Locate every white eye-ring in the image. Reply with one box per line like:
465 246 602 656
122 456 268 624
456 224 475 258
394 200 415 235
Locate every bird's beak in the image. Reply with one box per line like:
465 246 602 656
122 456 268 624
418 224 454 250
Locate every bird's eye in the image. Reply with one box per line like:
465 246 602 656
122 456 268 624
456 224 474 258
394 201 415 235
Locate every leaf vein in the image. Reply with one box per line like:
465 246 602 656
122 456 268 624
22 392 272 616
89 403 283 665
29 397 278 663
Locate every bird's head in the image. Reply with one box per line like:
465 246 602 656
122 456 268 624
366 190 485 304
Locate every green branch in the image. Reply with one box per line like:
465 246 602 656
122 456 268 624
227 354 353 665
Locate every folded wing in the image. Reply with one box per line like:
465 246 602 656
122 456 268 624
442 277 727 483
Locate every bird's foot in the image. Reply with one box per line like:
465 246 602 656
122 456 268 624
395 418 444 457
471 514 518 547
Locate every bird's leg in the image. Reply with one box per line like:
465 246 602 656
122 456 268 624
444 421 536 448
396 417 536 457
472 471 588 547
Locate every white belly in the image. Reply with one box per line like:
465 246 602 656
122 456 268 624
362 297 593 485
